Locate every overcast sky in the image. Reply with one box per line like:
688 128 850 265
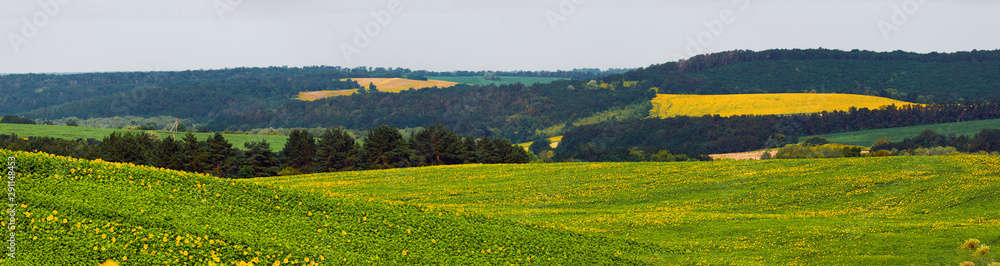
0 0 997 74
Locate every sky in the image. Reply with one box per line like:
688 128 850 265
0 0 997 74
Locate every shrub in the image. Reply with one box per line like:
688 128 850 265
841 146 863 157
802 136 830 147
871 150 893 157
774 144 815 159
759 151 772 160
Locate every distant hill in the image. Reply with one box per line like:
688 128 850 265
607 49 1000 103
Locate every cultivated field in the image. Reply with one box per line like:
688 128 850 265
0 124 288 151
426 76 565 86
650 93 915 118
296 78 460 101
809 118 1000 146
4 149 650 265
252 157 1000 265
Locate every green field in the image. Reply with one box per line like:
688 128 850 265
4 149 652 265
251 157 1000 265
426 76 565 86
809 118 1000 146
0 123 289 151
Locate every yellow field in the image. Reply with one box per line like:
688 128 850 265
650 93 916 118
296 78 460 101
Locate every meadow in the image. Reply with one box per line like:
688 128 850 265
426 76 566 86
809 118 1000 146
252 157 1000 265
650 93 915 118
2 149 653 265
0 123 289 151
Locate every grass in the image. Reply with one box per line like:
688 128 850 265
3 149 654 265
650 93 915 118
0 123 288 151
809 118 1000 146
426 76 565 86
296 78 460 101
251 156 1000 265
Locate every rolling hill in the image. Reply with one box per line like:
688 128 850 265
650 93 915 118
809 118 1000 146
251 156 1000 265
3 149 654 265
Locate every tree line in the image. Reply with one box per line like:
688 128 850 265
871 129 1000 154
556 100 1000 160
0 124 530 178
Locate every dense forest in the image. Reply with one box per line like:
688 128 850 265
604 49 1000 103
555 100 1000 160
0 124 530 178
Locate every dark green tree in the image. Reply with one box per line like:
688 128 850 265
408 125 462 166
205 133 240 177
244 140 280 177
281 129 316 173
154 136 185 170
368 82 379 93
181 132 208 173
65 120 79 126
314 128 360 172
363 125 410 169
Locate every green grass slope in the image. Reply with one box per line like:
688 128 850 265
809 118 1000 146
426 76 565 86
0 123 289 151
2 149 651 265
251 158 1000 265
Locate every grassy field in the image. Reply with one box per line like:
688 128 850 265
0 123 289 151
651 93 915 118
296 78 460 101
426 76 565 86
252 157 1000 265
810 118 1000 146
3 149 654 265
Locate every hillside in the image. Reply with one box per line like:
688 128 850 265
2 149 653 265
608 49 1000 103
251 157 1000 265
810 118 1000 146
651 93 914 118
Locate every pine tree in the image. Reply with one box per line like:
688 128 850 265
244 140 280 177
363 125 410 169
314 128 361 172
205 133 239 177
408 125 461 166
281 129 316 173
181 132 208 173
